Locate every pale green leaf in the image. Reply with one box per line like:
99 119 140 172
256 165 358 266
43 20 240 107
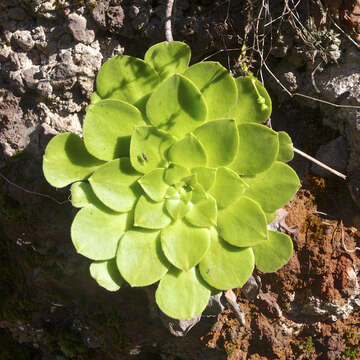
209 167 248 209
138 168 169 202
161 220 210 271
244 161 301 213
165 198 192 220
265 211 277 224
191 167 216 191
167 133 207 168
218 196 268 247
146 74 208 138
43 133 105 188
144 41 191 80
96 55 160 106
253 230 293 272
90 92 101 104
89 158 141 212
71 205 128 260
134 195 172 229
277 131 294 162
229 76 271 124
83 100 145 161
194 119 239 167
183 62 237 120
70 182 100 208
117 230 169 286
155 267 211 320
185 196 217 227
130 126 175 174
90 259 123 291
164 163 190 185
199 228 255 290
230 123 279 175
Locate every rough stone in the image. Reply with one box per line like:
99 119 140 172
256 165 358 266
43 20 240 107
12 30 34 51
90 0 109 28
68 13 95 45
8 6 26 20
107 5 125 32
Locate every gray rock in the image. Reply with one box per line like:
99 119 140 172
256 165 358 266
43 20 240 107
8 6 26 20
21 65 40 89
90 0 109 28
68 13 95 45
107 5 125 32
36 81 53 97
0 44 11 61
311 136 349 178
12 30 34 51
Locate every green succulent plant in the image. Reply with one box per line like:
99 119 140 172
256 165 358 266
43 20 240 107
43 41 301 320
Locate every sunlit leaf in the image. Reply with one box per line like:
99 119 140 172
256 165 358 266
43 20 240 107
138 168 169 202
185 196 217 228
191 167 216 191
90 259 123 291
277 131 294 162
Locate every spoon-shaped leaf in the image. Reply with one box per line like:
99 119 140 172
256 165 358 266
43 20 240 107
194 119 239 167
89 158 141 212
90 259 123 291
117 230 169 286
229 76 271 124
167 133 207 168
161 220 210 271
155 267 211 320
138 168 169 202
209 167 248 209
90 92 101 104
134 195 172 229
164 164 190 185
146 74 208 138
185 196 217 228
96 55 160 106
71 182 101 208
145 41 191 80
191 167 216 191
252 230 293 272
230 123 279 175
277 131 294 162
130 126 175 174
71 204 128 260
199 228 255 290
244 161 301 213
83 100 145 161
165 198 192 220
43 133 105 188
218 196 268 247
183 62 237 120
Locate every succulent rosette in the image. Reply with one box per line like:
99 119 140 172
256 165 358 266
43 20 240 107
43 41 301 320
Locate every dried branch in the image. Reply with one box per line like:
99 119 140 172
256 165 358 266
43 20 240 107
165 0 175 42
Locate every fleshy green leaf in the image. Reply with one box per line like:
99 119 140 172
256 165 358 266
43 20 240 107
83 100 145 161
43 133 105 188
218 196 268 247
96 55 160 107
209 167 248 209
89 158 141 212
265 211 277 224
71 182 100 208
253 230 293 273
71 205 128 260
161 220 210 271
199 228 255 290
165 198 192 220
167 133 207 168
134 195 172 229
146 74 208 138
183 62 237 120
164 164 190 185
117 230 169 286
144 41 191 80
90 92 101 104
90 259 123 291
230 123 279 175
194 119 239 167
229 76 271 124
191 167 216 191
191 183 207 203
244 161 301 213
130 126 175 174
138 168 169 202
277 131 294 162
185 196 217 227
155 267 211 320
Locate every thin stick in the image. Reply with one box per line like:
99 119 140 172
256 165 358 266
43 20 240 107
165 0 175 42
293 147 347 180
